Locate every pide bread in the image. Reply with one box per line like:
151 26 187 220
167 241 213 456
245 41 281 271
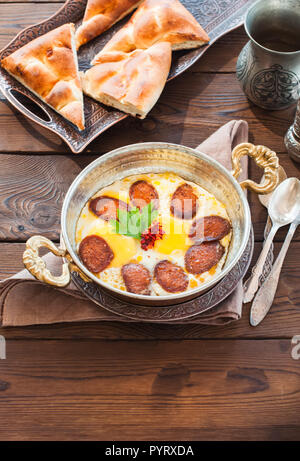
1 0 210 129
1 23 85 131
75 0 142 49
82 41 171 119
92 0 209 65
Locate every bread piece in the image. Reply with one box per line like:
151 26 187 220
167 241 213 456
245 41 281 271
1 24 85 131
92 0 209 64
75 0 142 49
82 41 171 119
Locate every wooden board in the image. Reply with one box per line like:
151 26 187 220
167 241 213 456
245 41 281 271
0 339 299 440
0 2 299 441
0 153 298 242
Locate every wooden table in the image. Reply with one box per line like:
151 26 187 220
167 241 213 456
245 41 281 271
0 1 299 442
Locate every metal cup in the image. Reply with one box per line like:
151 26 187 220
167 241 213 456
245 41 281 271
285 98 300 162
236 0 300 110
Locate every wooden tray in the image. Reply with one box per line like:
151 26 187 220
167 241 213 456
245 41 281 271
70 228 254 323
0 0 252 153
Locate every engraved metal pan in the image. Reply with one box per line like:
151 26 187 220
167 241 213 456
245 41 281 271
69 228 253 322
0 0 253 153
23 141 279 309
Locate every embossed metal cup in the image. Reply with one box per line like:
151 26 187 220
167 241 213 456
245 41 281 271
285 98 300 162
236 0 300 110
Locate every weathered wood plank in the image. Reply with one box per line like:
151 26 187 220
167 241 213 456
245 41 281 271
0 72 295 154
0 242 299 339
0 153 298 242
0 155 81 241
193 28 248 73
0 339 298 440
0 4 298 442
0 4 60 49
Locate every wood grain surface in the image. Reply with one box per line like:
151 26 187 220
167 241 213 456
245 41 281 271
0 339 299 441
0 1 299 441
0 153 298 242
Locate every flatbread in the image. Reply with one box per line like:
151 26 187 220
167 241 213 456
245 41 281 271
75 0 142 49
92 0 209 65
1 23 85 131
82 41 172 119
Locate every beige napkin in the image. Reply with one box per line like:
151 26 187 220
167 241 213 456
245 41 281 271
0 120 248 327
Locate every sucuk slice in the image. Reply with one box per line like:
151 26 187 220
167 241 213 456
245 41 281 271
185 241 224 275
154 260 188 293
89 195 129 221
170 183 198 220
121 263 151 295
129 180 158 210
79 234 114 273
189 215 231 242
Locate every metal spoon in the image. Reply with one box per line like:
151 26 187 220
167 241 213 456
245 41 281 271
250 210 300 326
244 177 300 304
243 166 287 294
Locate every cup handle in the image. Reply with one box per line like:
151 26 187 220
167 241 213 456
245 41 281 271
23 235 71 287
231 142 279 194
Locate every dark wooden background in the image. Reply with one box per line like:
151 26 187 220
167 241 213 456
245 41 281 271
0 1 299 441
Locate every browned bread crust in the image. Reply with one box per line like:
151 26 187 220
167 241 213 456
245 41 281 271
75 0 142 49
92 0 209 64
82 41 171 118
1 23 85 131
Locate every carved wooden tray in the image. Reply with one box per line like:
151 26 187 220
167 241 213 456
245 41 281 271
0 0 252 153
70 228 253 322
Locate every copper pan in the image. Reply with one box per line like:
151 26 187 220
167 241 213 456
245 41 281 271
23 141 279 306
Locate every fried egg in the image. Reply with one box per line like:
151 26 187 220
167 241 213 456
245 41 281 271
75 172 232 295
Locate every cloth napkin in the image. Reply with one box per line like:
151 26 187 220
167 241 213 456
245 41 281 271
0 120 248 327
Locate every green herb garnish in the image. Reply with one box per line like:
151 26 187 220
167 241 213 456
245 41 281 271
110 201 158 240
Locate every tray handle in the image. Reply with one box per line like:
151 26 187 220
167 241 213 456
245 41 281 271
231 142 279 194
8 88 52 125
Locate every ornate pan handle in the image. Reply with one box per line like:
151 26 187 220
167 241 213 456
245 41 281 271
23 235 71 287
231 142 279 194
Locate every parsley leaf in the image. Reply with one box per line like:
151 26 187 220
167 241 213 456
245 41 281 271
110 201 158 240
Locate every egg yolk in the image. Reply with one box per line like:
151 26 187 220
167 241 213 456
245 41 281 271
154 216 191 255
190 279 198 289
76 219 138 269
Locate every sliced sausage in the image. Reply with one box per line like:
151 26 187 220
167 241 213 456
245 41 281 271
89 195 128 221
121 263 151 295
79 235 114 273
129 180 158 210
154 260 189 293
189 215 231 243
170 183 198 219
185 241 224 275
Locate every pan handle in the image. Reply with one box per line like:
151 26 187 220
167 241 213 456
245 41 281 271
231 142 279 194
23 235 71 287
